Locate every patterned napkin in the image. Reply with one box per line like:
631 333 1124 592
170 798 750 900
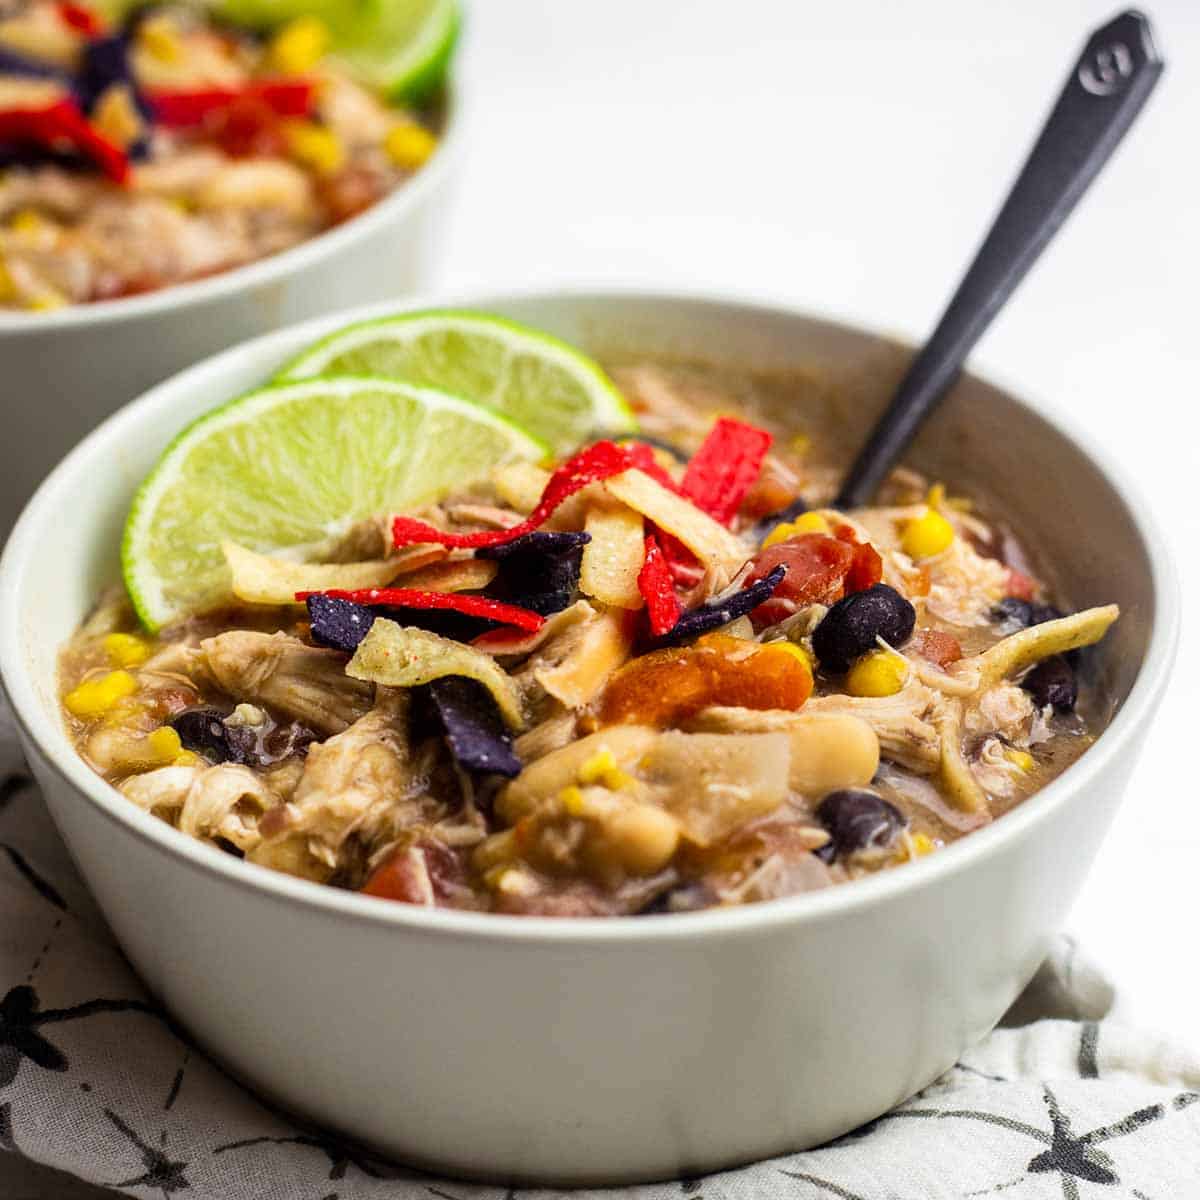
2 705 1198 1200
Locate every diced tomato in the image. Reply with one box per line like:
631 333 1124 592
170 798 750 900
361 843 466 906
845 540 883 593
911 629 963 668
743 533 856 628
56 1 103 35
203 95 287 158
1006 567 1039 602
600 634 812 727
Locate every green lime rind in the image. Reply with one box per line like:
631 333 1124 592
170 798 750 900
122 374 548 632
277 309 637 457
207 0 460 103
333 0 461 103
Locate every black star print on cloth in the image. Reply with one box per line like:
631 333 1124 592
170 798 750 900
0 984 169 1088
877 1083 1200 1199
214 1131 417 1182
105 1106 191 1195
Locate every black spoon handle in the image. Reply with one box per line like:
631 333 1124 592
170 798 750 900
835 10 1164 509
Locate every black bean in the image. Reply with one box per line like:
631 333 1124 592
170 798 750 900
991 597 1064 631
170 707 236 763
1021 655 1077 712
815 790 906 859
812 584 915 673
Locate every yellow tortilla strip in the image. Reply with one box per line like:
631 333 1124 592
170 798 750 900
222 542 445 606
397 558 499 594
534 607 633 708
492 461 551 513
959 605 1120 689
472 600 595 658
346 619 525 730
603 469 747 577
580 502 645 609
936 699 988 813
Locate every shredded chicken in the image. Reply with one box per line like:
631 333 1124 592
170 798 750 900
805 682 942 772
200 631 373 735
248 690 433 882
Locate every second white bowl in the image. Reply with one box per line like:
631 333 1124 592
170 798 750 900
0 89 460 535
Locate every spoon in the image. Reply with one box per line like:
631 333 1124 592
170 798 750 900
835 9 1164 509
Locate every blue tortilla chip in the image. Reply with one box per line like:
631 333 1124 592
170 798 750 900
308 593 498 646
429 677 522 778
654 564 787 647
0 46 70 79
307 595 377 652
75 33 153 159
478 531 589 616
476 531 591 560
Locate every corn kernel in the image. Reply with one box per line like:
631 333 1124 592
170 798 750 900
146 726 182 762
762 511 832 548
910 833 936 856
64 670 138 718
385 122 437 169
103 632 151 668
901 508 955 559
138 15 182 63
845 649 908 697
926 483 946 509
28 289 67 311
92 83 143 149
1005 747 1035 772
173 750 202 767
283 119 345 176
267 15 329 74
9 209 48 237
559 785 587 816
578 748 633 791
0 259 15 303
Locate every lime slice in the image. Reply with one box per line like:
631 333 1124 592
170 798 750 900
123 376 547 631
278 310 636 456
207 0 460 103
332 0 460 102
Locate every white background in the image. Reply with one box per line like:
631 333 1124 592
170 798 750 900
7 1 1199 1194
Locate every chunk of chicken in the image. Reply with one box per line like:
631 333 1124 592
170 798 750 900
120 765 202 819
121 762 288 852
248 690 433 882
200 631 373 735
966 682 1035 743
806 683 941 772
178 764 281 852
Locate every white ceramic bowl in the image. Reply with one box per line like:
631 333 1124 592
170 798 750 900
0 291 1179 1185
0 89 459 535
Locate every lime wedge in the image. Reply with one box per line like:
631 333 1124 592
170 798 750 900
278 310 636 456
332 0 460 103
123 376 547 631
207 0 460 103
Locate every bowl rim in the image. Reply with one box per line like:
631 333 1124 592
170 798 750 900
0 83 461 333
0 286 1181 946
